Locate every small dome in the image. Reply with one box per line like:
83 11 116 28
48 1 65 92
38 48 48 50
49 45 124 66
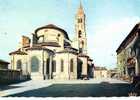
35 24 69 40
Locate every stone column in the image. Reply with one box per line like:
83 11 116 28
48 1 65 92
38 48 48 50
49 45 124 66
135 48 140 76
82 57 88 76
44 59 47 80
135 57 139 76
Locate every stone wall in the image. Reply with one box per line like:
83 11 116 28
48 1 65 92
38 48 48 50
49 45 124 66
0 69 24 84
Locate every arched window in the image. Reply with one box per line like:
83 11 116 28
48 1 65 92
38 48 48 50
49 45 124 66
52 60 56 72
78 30 82 38
61 59 64 72
17 60 22 70
38 35 44 43
81 41 84 48
31 56 39 72
70 59 74 72
78 18 82 23
57 34 61 42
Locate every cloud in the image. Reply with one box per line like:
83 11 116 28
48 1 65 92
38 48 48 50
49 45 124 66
87 16 140 68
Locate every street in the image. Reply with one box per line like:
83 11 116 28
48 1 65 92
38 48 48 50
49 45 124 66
1 78 132 97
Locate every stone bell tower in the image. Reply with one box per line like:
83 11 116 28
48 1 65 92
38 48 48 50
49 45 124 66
75 1 87 54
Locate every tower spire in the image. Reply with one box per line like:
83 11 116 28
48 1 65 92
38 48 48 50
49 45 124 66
80 0 82 9
77 0 84 15
74 0 87 54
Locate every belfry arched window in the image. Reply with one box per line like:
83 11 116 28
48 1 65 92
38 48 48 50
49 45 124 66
17 60 22 70
31 56 39 72
70 59 74 72
78 18 82 23
78 30 82 38
81 41 84 48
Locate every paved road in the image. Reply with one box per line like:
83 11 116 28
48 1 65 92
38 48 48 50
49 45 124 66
1 78 132 97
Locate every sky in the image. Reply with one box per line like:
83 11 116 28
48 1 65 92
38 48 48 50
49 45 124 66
0 0 140 69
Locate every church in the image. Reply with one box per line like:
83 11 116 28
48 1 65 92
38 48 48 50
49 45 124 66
9 2 94 80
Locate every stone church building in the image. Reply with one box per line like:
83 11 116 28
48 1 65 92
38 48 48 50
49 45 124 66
9 3 93 80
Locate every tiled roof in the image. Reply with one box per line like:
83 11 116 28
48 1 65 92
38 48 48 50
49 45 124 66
32 42 61 47
0 59 9 64
56 47 78 55
116 22 140 54
78 53 89 58
9 50 27 55
27 46 54 53
88 58 93 61
41 42 61 47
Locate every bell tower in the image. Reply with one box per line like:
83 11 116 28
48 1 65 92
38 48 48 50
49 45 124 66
75 1 87 54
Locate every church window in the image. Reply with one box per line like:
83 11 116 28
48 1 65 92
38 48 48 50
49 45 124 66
17 60 22 70
78 30 82 38
61 59 64 72
57 34 60 42
70 59 74 72
46 58 50 74
31 56 39 72
58 34 60 37
78 18 82 23
38 36 44 43
52 60 56 72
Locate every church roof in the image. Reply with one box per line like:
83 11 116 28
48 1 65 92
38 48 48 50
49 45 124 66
9 49 28 55
88 58 93 61
27 45 54 53
35 24 70 40
31 42 61 47
56 46 78 55
78 53 89 58
38 42 61 47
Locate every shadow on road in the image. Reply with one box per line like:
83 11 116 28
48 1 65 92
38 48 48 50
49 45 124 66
0 86 22 91
6 82 132 97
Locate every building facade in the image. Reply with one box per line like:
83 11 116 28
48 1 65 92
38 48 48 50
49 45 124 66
9 3 93 80
116 22 140 79
0 59 9 69
94 67 108 79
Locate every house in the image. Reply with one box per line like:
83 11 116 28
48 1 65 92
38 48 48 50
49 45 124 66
0 59 9 69
94 67 108 79
116 22 140 79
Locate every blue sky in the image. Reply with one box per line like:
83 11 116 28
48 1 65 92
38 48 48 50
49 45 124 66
0 0 140 69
